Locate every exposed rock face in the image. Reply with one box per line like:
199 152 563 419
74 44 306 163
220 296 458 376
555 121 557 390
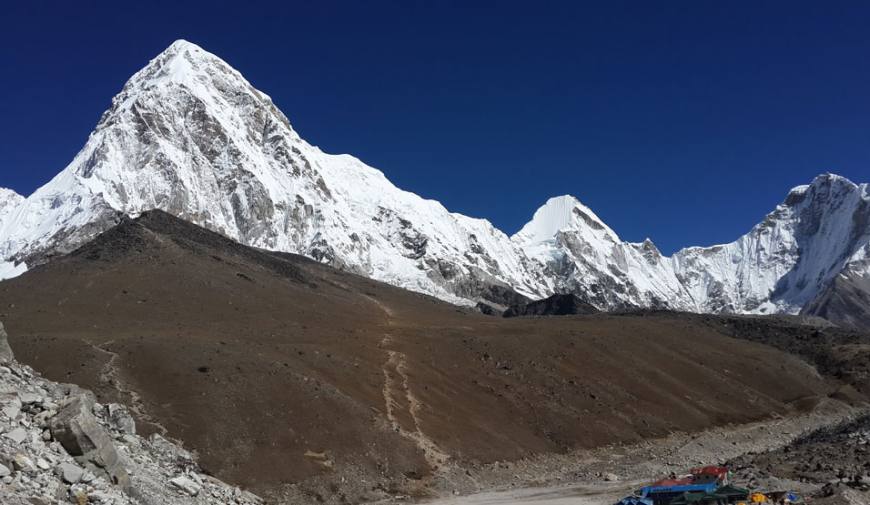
803 260 870 331
475 302 502 316
503 293 599 317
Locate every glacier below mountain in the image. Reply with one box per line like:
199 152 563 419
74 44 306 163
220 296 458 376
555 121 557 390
0 40 868 325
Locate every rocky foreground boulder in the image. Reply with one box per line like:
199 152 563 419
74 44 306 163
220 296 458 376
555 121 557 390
0 322 13 364
0 323 263 504
48 394 132 491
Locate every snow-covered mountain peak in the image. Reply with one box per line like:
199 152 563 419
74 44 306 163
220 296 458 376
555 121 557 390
784 173 859 205
813 172 857 187
0 40 547 306
0 188 27 281
512 195 617 246
165 38 199 53
808 172 860 194
779 173 867 226
0 188 23 205
670 173 870 314
152 38 202 63
511 194 686 310
788 173 862 204
0 188 23 225
633 237 662 254
125 39 231 87
97 38 281 136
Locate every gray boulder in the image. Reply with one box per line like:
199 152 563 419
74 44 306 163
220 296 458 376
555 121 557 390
3 427 27 444
11 453 37 473
18 392 41 405
0 322 13 363
169 475 202 496
48 394 131 492
56 462 85 484
104 403 136 435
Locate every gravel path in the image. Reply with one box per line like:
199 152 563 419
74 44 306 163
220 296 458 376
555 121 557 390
423 482 632 505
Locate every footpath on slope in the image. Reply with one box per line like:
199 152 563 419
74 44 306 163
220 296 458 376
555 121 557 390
362 291 454 486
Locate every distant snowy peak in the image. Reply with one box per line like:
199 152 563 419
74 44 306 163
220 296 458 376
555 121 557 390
515 172 870 316
513 195 687 310
0 187 23 247
668 173 870 314
0 188 23 213
0 187 23 199
783 173 867 211
0 188 23 230
0 189 26 282
512 195 618 246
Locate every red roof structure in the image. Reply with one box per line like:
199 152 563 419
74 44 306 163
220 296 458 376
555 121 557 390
650 477 694 487
690 466 728 477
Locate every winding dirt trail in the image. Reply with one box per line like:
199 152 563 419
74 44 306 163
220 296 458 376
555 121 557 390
380 333 451 469
90 339 168 435
363 293 452 471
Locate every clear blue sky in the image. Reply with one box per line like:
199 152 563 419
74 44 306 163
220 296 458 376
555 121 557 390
1 1 868 254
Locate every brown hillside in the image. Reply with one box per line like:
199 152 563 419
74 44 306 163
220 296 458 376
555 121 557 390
0 211 844 503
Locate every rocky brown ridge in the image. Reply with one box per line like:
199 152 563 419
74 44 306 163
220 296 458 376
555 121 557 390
0 321 263 504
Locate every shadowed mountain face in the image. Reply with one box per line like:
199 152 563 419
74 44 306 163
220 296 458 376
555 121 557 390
0 211 847 503
803 262 870 332
503 294 599 317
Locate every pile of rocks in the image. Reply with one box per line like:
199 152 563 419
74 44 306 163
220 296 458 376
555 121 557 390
728 413 870 504
0 322 263 504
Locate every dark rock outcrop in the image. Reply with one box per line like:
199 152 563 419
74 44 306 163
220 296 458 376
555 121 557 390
503 293 599 317
803 263 870 332
475 302 501 316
